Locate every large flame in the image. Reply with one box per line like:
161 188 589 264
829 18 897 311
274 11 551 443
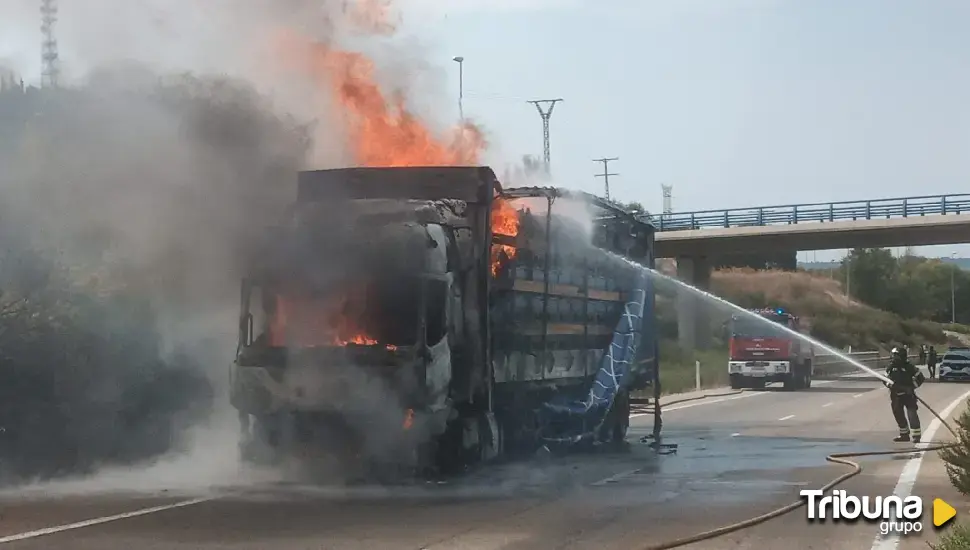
274 30 485 167
273 1 520 286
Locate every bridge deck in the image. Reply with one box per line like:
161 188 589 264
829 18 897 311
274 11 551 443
652 193 970 232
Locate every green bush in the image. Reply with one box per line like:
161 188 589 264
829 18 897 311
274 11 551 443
945 323 970 335
0 246 214 484
656 339 728 395
938 400 970 497
931 522 970 549
934 401 970 549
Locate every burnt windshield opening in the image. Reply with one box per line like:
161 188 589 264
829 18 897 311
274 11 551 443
248 276 421 349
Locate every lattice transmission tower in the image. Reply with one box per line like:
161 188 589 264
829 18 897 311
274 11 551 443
527 99 562 174
40 0 60 88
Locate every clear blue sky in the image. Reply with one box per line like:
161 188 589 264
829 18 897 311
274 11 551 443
3 0 970 261
402 0 970 261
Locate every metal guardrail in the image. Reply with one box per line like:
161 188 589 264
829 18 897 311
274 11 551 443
654 194 970 231
813 351 919 378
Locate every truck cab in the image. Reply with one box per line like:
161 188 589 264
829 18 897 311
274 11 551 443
727 308 814 390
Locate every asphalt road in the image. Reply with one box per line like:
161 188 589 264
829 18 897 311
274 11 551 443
2 376 970 550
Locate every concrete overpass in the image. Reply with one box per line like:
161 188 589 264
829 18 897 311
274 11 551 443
647 193 970 349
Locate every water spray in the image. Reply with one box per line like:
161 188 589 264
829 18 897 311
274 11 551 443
603 251 893 384
592 251 962 549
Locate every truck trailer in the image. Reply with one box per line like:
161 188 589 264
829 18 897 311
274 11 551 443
229 166 660 476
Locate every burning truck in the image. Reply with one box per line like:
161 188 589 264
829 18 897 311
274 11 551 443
229 166 660 476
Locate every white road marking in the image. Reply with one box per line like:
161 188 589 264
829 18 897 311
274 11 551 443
731 432 741 437
629 391 765 418
869 388 970 550
853 393 864 398
591 469 643 486
822 402 833 408
629 380 838 419
778 414 795 421
0 496 219 544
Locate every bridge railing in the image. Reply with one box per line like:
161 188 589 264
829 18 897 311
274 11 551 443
655 194 970 231
814 351 883 378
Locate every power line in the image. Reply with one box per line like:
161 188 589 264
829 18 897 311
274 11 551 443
527 99 563 174
40 0 59 88
593 157 619 201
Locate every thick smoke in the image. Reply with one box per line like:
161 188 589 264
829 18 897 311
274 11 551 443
0 0 393 488
0 67 316 487
0 0 494 490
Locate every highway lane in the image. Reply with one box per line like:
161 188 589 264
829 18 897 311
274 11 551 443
1 378 968 549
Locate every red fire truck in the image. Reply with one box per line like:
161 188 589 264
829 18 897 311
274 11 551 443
727 308 814 390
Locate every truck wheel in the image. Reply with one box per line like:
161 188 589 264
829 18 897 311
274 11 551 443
478 411 502 462
611 391 631 444
730 374 745 390
783 373 799 391
240 414 280 466
597 391 630 445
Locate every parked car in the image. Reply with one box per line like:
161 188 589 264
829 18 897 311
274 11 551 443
939 347 970 382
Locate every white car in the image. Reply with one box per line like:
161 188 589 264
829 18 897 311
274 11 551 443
938 349 970 382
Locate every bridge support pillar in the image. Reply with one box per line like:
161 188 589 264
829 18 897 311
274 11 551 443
676 256 713 350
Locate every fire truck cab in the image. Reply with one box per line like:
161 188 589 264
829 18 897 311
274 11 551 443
727 308 814 391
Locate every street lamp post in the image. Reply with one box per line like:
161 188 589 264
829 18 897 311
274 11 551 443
845 254 851 305
452 56 464 122
952 252 958 324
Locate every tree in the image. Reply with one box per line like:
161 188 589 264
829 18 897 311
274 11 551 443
615 200 646 214
834 248 970 324
840 248 898 308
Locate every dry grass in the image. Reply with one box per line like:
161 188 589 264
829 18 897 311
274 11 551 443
709 267 948 350
711 268 860 311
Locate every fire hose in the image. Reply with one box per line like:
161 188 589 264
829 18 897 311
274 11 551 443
633 384 961 550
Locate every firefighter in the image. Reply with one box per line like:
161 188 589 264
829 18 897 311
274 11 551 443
885 345 925 443
927 345 938 379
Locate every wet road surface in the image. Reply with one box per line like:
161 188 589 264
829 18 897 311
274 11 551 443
2 377 969 549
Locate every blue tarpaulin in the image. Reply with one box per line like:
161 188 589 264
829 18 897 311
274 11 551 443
539 270 651 445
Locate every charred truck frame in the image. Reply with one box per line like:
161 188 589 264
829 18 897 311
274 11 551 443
230 166 660 475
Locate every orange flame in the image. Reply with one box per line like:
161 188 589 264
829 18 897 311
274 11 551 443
268 290 396 350
490 198 521 276
402 408 414 430
335 333 378 346
274 29 486 168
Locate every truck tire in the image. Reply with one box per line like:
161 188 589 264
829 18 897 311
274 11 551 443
598 390 630 445
730 374 745 390
782 372 800 391
611 390 631 443
240 414 281 466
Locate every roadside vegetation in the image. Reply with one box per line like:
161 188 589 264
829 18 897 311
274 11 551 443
0 242 213 484
653 248 970 396
934 402 970 549
0 73 305 486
